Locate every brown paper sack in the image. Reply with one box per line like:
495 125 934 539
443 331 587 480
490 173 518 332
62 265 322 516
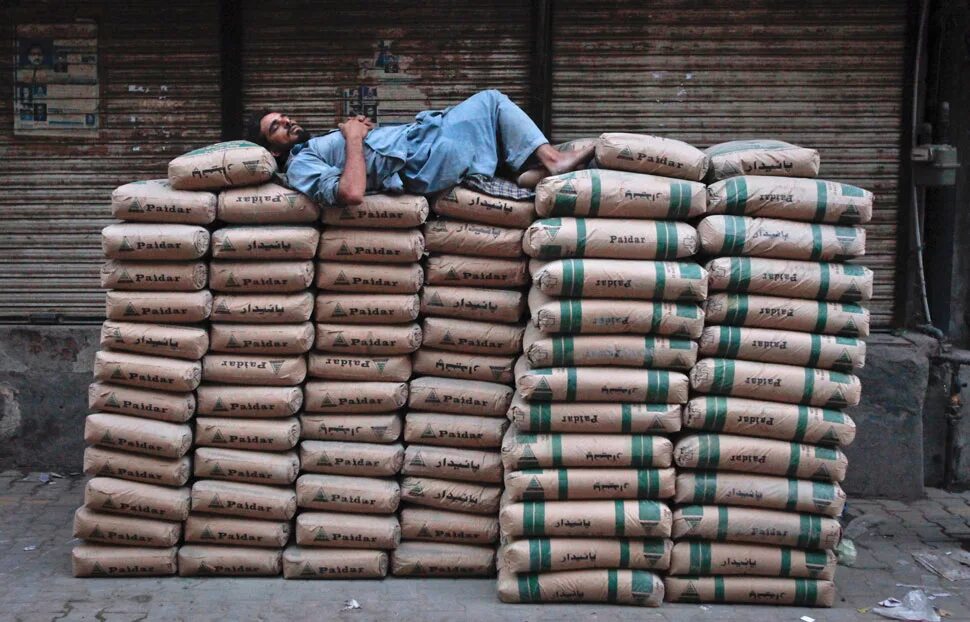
100 321 208 361
674 433 848 482
500 500 672 538
296 473 400 514
167 140 276 190
209 322 314 355
690 358 862 408
300 440 404 477
391 542 496 577
300 413 402 444
421 286 525 323
209 261 314 293
535 169 706 219
177 545 282 577
84 476 190 521
217 182 320 223
664 576 835 607
523 218 699 260
88 382 195 423
400 476 501 514
315 293 419 324
105 290 212 323
316 261 423 294
85 413 192 458
408 376 513 417
706 257 873 303
73 507 180 547
102 223 209 260
194 447 299 485
534 259 707 301
502 427 673 470
404 412 508 448
83 447 190 487
421 318 523 355
669 541 836 579
595 132 708 180
432 186 534 228
111 179 216 225
101 260 208 291
423 219 524 258
282 547 388 579
698 215 866 261
412 349 514 383
195 416 300 451
706 175 873 225
304 380 408 413
671 505 841 549
315 322 422 354
498 568 664 606
211 226 319 260
211 292 314 323
525 328 697 370
674 471 847 517
705 292 870 337
296 511 401 549
184 515 291 548
505 468 676 501
196 384 302 417
705 139 820 181
699 326 865 372
307 353 412 382
402 445 503 483
202 353 306 386
318 227 424 263
191 479 296 520
425 254 529 288
399 507 499 544
530 289 705 337
507 397 682 434
320 193 429 228
516 366 689 404
501 538 672 573
72 544 177 577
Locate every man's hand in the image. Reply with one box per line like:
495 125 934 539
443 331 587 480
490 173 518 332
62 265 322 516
338 115 374 142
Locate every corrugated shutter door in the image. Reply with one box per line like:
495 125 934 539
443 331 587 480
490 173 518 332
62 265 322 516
550 0 906 328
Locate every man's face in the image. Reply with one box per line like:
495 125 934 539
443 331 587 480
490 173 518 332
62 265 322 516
259 112 310 154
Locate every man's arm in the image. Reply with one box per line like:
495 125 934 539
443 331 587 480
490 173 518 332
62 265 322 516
336 116 373 206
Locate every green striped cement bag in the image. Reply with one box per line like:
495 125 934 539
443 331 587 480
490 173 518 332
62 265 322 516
522 218 698 260
111 179 217 225
683 396 857 446
671 505 841 549
707 176 873 224
498 568 664 606
690 358 862 408
699 326 866 372
505 468 676 501
516 366 690 404
673 433 848 482
524 324 697 369
704 140 820 182
501 427 673 470
669 541 836 579
706 257 873 303
698 215 865 261
674 471 846 517
506 397 682 434
501 538 672 573
168 141 276 191
595 133 708 181
534 259 708 301
535 169 706 219
705 293 870 337
556 137 600 153
500 499 672 538
664 576 835 607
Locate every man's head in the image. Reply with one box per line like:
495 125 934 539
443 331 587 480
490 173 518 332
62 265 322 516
246 110 311 156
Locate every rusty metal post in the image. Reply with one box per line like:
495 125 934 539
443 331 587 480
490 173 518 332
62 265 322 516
530 0 553 137
220 0 244 140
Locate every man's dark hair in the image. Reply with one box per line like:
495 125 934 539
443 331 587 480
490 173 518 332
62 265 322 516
245 109 273 149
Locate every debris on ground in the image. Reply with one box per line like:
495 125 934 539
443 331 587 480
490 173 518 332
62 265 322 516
872 590 941 621
342 599 361 611
912 551 970 581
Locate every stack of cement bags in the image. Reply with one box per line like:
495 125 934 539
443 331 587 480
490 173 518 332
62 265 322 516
497 133 709 606
665 140 872 607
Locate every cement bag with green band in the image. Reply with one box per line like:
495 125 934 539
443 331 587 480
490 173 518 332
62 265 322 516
516 366 690 404
408 376 513 417
523 218 698 260
498 568 665 606
699 326 865 371
217 182 320 224
669 541 836 579
400 476 501 515
664 576 835 607
683 396 856 446
707 176 873 224
501 538 672 573
698 215 866 261
671 505 841 549
168 140 276 190
535 169 706 219
595 132 708 181
422 317 523 355
102 224 209 261
675 471 845 516
706 257 872 303
534 259 708 301
322 194 428 228
432 186 535 228
504 468 676 501
112 179 216 225
531 296 705 338
402 444 503 484
423 219 525 258
501 427 673 470
705 293 870 337
500 499 672 538
705 139 820 181
425 254 529 289
318 227 424 263
404 412 508 449
524 327 697 370
690 358 862 408
673 433 848 482
506 397 682 434
421 285 525 323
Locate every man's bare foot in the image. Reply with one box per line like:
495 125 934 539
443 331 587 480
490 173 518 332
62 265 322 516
517 167 548 189
539 144 595 176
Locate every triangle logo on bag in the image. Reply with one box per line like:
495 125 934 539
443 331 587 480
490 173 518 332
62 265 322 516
316 452 332 466
110 367 125 380
300 562 316 576
242 159 259 173
269 360 285 374
410 451 427 467
333 334 348 347
90 525 106 540
332 303 347 318
519 446 540 469
374 358 389 373
198 561 216 575
441 331 455 345
100 430 114 443
91 562 108 576
212 430 227 443
425 390 440 403
489 366 507 380
128 199 143 213
117 270 134 284
119 237 134 252
109 328 124 342
208 494 224 508
201 526 217 540
418 526 433 538
428 292 444 307
445 268 460 281
313 488 328 502
444 188 458 202
220 237 236 252
407 482 425 496
560 181 577 195
210 463 225 476
226 335 242 349
371 426 389 438
337 243 352 256
215 300 231 315
225 273 239 288
524 476 544 500
618 146 635 161
284 193 299 208
213 397 229 412
104 393 120 408
313 527 330 541
101 497 117 510
420 424 437 439
320 394 335 408
123 303 138 317
338 207 355 220
334 272 351 286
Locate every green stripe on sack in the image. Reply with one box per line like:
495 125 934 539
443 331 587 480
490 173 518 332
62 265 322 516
559 300 582 333
780 547 792 577
614 500 626 536
801 367 816 405
589 171 602 217
566 368 578 402
575 218 587 258
551 336 574 366
724 294 749 325
723 216 746 255
813 301 829 333
669 182 692 219
694 471 717 503
698 434 721 468
558 469 569 499
727 258 752 292
712 359 736 394
653 261 667 301
647 369 670 401
786 478 799 511
794 406 810 442
529 538 553 572
706 396 728 431
810 224 824 261
722 326 742 358
817 262 831 300
714 576 726 602
807 334 822 368
716 506 729 540
552 434 563 468
726 177 749 215
643 336 656 367
530 403 552 432
621 404 632 433
632 570 654 597
619 541 630 567
607 568 618 603
517 574 540 601
787 442 801 477
798 514 821 549
562 259 585 297
553 189 578 216
795 579 819 606
524 501 546 536
815 181 828 222
638 469 658 497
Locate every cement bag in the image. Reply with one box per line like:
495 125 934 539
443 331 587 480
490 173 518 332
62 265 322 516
596 133 708 181
675 471 846 517
316 261 423 294
706 257 873 303
296 512 400 549
209 322 314 355
502 428 673 469
400 507 499 544
184 515 291 548
534 259 707 301
196 385 302 418
699 326 865 372
102 224 209 260
400 476 502 514
432 186 535 228
412 349 514 384
698 215 866 261
422 318 523 355
705 139 820 181
705 293 870 338
72 544 177 577
402 445 503 484
501 538 671 573
212 292 313 323
421 286 525 323
707 175 873 225
531 296 705 338
392 542 495 577
689 358 861 408
408 376 513 417
105 290 212 323
525 329 697 370
304 380 408 413
684 396 857 446
84 476 189 521
318 227 424 263
211 226 319 260
507 397 682 434
296 473 400 514
193 447 300 485
671 505 841 549
100 260 207 291
100 321 208 361
516 366 689 404
500 500 672 538
83 447 190 487
425 254 529 289
202 353 306 386
85 413 192 458
111 179 216 224
308 353 412 382
664 577 834 607
209 261 314 293
404 412 508 448
73 507 180 548
315 293 419 324
94 351 201 393
88 382 195 423
283 547 388 579
302 413 401 444
300 440 404 477
315 323 421 354
217 182 319 223
195 417 300 451
505 468 676 501
673 433 848 482
321 193 429 228
669 541 836 579
523 218 698 260
191 479 296 520
423 219 524 258
556 137 600 152
498 568 663 606
177 545 282 577
168 140 276 190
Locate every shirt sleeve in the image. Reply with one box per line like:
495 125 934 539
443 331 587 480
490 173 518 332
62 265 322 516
286 147 342 206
